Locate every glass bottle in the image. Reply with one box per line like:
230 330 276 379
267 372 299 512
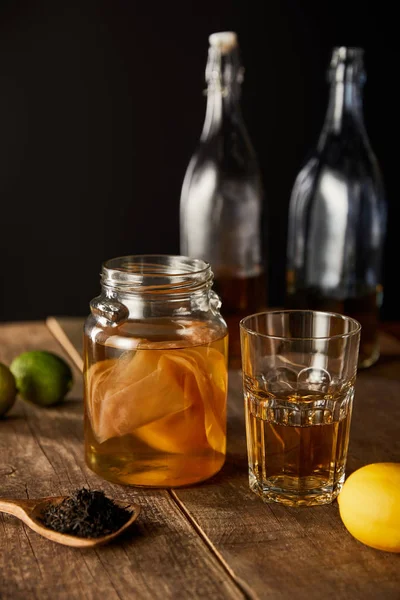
286 47 387 369
83 255 228 487
180 31 267 369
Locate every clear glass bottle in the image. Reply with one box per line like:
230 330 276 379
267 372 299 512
180 31 267 369
286 47 387 369
83 255 228 487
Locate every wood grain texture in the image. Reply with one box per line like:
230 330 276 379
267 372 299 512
0 322 244 600
52 317 400 600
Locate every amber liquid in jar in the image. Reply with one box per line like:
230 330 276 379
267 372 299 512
84 317 228 487
214 271 267 369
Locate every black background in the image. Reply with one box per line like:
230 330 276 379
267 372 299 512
0 1 397 322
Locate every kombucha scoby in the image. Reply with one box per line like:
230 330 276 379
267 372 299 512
84 318 228 487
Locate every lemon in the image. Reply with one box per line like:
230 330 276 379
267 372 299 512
10 351 73 407
337 463 400 553
0 363 17 417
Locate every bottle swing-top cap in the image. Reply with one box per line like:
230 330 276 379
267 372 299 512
206 32 242 87
208 31 238 54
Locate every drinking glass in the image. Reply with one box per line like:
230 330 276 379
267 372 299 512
240 310 361 506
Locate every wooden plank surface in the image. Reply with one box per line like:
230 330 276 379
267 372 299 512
0 322 244 600
51 316 400 600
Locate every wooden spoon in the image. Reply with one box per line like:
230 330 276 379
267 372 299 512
0 495 141 547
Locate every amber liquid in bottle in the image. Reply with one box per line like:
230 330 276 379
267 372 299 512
286 285 381 369
214 271 267 369
84 318 228 487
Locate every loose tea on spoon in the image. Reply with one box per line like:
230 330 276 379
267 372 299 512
39 488 131 538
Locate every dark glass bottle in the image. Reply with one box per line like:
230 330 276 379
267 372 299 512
180 31 267 368
286 47 387 369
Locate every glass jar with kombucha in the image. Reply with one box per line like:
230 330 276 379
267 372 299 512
83 255 228 487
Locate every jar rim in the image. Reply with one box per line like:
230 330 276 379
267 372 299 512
101 254 213 294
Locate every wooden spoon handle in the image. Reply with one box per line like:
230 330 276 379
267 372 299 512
0 498 38 516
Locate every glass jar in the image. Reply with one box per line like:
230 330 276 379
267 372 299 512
83 255 228 487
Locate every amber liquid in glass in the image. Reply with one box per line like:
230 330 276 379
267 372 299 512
244 383 354 506
214 271 267 369
84 318 228 487
286 284 381 369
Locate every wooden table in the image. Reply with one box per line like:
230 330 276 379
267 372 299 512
1 318 399 600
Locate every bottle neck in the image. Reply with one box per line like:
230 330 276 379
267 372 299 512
321 80 365 136
319 47 367 144
201 46 243 140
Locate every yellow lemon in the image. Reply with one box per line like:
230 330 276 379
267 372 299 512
337 463 400 553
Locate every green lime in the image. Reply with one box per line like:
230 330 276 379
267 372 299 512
10 351 73 407
0 363 17 417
